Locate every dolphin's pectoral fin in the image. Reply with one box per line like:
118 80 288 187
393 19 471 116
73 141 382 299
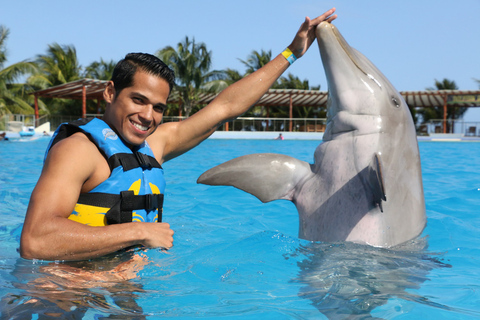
197 153 312 203
367 153 386 212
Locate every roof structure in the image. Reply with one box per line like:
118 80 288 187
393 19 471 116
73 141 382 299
32 80 480 132
33 80 480 108
33 78 107 100
192 89 480 109
183 89 329 107
32 79 107 120
402 90 480 108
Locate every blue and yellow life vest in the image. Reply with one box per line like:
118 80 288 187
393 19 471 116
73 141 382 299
46 118 166 226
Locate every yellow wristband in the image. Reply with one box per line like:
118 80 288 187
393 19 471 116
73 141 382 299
281 48 297 65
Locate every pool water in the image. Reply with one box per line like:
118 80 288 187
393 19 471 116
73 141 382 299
0 137 479 319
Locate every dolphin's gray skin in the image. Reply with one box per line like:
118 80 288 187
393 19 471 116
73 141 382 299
198 22 426 248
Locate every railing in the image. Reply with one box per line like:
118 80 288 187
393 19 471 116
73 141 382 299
160 116 327 132
2 114 83 132
46 115 83 129
2 114 328 133
4 114 480 136
419 119 480 136
1 114 36 131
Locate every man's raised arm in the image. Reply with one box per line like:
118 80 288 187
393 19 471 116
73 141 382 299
152 8 337 163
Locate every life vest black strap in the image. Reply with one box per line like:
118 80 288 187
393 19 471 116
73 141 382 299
50 119 162 173
77 191 164 224
108 152 163 172
49 119 92 151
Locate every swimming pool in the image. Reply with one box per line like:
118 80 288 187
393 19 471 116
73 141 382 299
1 137 479 319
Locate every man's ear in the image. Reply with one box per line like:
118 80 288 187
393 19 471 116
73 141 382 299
103 81 116 103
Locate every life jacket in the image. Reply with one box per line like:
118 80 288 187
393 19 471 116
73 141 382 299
46 118 165 226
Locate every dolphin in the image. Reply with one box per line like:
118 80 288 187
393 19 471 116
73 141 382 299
198 21 426 248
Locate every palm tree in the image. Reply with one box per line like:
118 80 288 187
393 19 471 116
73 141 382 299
156 37 223 117
221 68 243 84
239 49 272 75
81 59 117 114
201 68 242 93
84 58 116 80
30 43 81 87
28 43 82 115
418 79 463 124
0 25 40 121
428 78 458 91
275 73 311 90
273 73 323 118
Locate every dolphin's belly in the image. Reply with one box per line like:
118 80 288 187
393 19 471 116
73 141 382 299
296 136 425 247
296 164 385 245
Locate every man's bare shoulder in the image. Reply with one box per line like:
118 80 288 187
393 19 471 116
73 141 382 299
47 132 99 159
43 132 110 192
45 132 105 175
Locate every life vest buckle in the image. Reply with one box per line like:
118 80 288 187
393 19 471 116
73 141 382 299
145 194 157 211
135 151 152 169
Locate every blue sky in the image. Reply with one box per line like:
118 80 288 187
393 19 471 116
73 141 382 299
2 1 480 117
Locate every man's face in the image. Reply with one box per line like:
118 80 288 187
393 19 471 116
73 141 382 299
103 70 170 147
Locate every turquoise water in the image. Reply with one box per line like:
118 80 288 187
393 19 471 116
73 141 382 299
0 137 480 319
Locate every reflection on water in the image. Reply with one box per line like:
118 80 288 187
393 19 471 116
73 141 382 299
292 237 452 319
1 248 149 319
0 234 470 319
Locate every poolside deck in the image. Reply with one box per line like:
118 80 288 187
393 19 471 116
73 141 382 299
4 130 480 142
210 131 480 141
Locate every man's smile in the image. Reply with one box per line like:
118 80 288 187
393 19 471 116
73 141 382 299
130 120 150 132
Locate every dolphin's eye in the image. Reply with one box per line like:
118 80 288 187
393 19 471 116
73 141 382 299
391 97 400 108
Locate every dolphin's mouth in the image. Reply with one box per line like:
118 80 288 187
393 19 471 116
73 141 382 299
324 110 385 141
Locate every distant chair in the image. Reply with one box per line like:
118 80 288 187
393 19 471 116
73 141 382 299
466 126 476 136
417 124 428 136
299 124 326 132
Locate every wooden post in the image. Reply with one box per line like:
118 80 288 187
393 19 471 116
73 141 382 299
34 95 39 127
289 95 293 132
82 84 87 118
443 93 447 134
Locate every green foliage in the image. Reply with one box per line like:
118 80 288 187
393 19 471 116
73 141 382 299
239 49 272 75
3 24 473 127
157 36 226 117
268 73 322 118
0 25 40 118
30 43 81 87
26 43 83 115
85 59 116 80
417 78 464 124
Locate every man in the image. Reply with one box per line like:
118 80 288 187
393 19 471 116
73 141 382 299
20 8 337 261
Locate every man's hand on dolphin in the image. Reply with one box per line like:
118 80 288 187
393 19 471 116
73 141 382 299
288 8 337 59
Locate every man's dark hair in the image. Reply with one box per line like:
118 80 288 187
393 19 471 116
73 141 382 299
111 53 175 97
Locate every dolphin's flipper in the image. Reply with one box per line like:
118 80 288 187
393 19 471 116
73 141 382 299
197 153 313 203
367 154 386 211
